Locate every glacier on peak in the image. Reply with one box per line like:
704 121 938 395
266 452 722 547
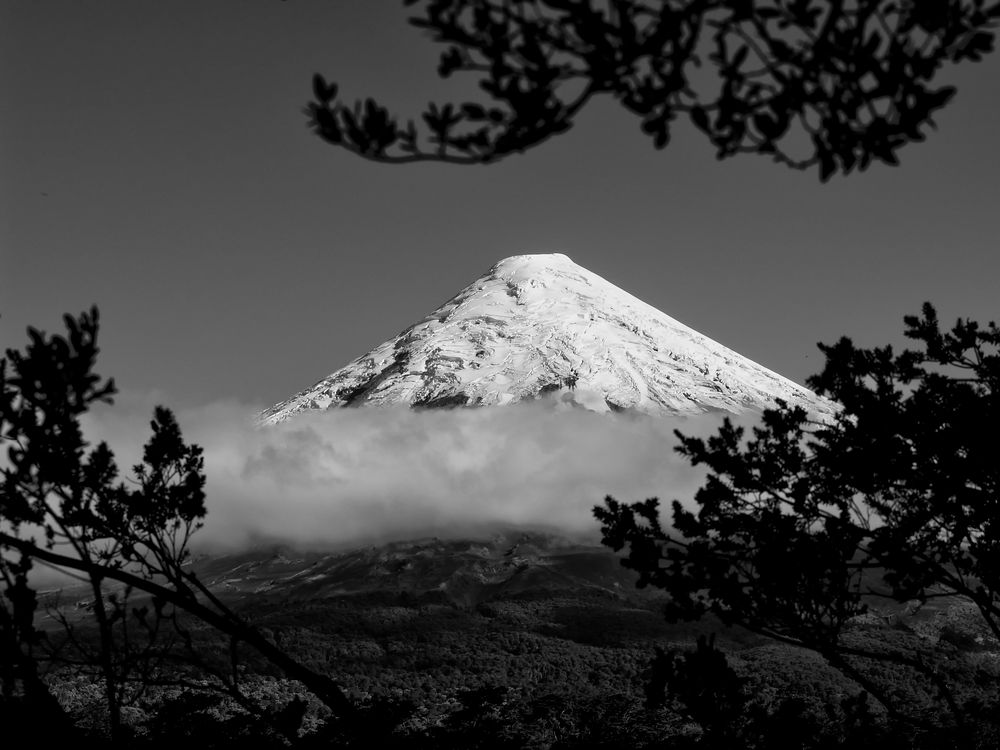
258 253 836 425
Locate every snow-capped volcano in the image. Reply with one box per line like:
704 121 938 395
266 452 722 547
259 253 835 424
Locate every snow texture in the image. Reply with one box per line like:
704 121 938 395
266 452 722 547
258 253 836 424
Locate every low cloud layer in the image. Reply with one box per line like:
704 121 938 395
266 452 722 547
80 395 755 552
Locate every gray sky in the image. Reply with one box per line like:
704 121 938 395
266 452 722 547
3 0 999 411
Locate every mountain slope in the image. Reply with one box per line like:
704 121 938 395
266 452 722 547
259 253 835 424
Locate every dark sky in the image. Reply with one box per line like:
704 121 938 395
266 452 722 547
3 0 999 411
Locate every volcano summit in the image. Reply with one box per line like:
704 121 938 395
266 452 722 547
259 253 834 424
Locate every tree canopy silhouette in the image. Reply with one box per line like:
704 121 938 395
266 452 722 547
0 309 358 743
595 303 1000 731
305 0 999 180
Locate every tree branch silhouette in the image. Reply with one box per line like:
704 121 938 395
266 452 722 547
0 309 359 740
596 302 1000 729
306 1 999 180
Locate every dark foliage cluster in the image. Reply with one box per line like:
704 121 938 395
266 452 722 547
597 302 1000 739
0 311 357 745
0 309 204 741
42 578 1000 748
305 1 999 179
40 584 683 747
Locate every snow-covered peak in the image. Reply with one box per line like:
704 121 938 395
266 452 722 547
493 252 574 275
258 253 836 425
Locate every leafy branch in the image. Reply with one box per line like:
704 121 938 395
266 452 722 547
305 1 1000 180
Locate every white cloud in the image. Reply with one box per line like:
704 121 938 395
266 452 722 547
80 395 754 551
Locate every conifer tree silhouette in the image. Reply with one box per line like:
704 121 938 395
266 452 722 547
0 309 360 743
